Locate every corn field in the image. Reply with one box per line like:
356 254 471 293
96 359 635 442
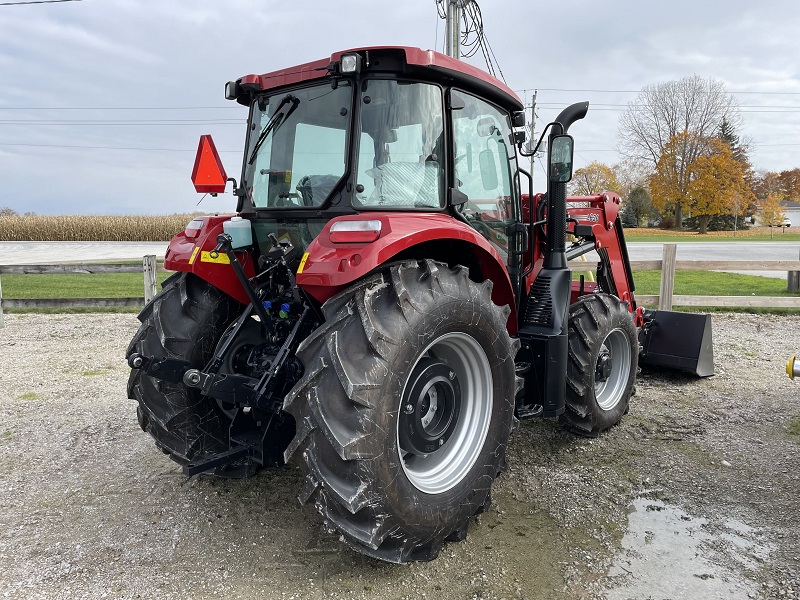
0 214 209 242
0 212 793 242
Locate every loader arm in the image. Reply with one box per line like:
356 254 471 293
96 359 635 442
565 193 637 311
525 192 638 313
523 191 714 377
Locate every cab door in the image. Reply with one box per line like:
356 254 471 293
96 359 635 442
450 90 523 289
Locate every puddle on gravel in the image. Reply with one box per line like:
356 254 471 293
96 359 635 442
607 497 771 599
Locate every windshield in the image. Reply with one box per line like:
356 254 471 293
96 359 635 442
355 80 444 209
246 82 352 209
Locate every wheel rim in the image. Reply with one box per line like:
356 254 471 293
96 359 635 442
594 328 632 411
398 332 493 494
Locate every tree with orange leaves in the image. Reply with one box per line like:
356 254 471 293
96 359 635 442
650 132 698 226
569 162 621 196
688 139 753 234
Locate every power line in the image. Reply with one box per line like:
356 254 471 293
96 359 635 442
0 106 235 110
516 87 800 96
0 141 240 152
3 139 799 157
527 102 800 114
576 107 800 114
0 120 243 126
535 102 800 110
0 118 242 122
437 0 504 82
0 0 82 5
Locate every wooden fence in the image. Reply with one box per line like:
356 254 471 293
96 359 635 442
1 246 800 328
569 243 800 310
0 255 160 327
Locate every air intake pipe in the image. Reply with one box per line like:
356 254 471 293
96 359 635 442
517 101 589 418
543 101 589 269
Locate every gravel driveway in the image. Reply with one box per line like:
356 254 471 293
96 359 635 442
0 312 798 599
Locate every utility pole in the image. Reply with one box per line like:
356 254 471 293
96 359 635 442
445 0 462 59
529 90 537 180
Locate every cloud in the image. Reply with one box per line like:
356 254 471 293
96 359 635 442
0 0 799 214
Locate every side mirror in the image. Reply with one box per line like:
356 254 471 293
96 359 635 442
191 135 228 194
548 134 574 183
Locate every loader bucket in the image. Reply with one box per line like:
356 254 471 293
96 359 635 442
638 310 714 377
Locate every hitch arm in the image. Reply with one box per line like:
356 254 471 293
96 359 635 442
212 234 273 329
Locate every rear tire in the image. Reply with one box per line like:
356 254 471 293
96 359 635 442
126 272 252 476
283 260 519 563
560 294 638 437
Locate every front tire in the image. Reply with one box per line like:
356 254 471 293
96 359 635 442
283 260 519 563
560 293 638 436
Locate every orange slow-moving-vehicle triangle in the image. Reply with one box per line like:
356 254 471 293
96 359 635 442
191 135 228 194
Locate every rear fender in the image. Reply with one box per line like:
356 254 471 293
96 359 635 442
296 213 518 333
164 215 255 305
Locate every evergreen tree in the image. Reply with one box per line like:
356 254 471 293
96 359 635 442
718 118 757 228
621 186 655 228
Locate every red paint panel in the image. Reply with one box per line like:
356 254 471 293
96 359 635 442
233 46 521 109
164 216 254 304
296 213 517 331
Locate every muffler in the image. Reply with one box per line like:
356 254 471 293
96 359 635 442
638 310 714 377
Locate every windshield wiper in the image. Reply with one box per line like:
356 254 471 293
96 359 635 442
247 94 300 165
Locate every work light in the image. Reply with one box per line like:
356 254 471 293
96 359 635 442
340 53 362 74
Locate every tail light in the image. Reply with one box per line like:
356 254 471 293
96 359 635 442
329 220 382 244
184 218 204 239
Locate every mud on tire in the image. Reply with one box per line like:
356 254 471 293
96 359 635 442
283 260 519 563
560 293 638 437
126 272 247 474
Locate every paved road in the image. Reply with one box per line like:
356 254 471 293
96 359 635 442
0 241 167 265
625 241 800 262
1 240 798 278
625 241 800 279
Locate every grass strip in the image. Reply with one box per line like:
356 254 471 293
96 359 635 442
632 270 800 297
622 230 800 243
0 271 171 299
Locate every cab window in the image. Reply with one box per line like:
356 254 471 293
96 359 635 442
451 90 517 260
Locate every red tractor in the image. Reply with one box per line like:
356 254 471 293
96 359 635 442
127 47 712 563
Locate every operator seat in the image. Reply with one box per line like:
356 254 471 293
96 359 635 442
295 174 340 207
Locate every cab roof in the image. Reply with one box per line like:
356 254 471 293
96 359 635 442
233 46 523 113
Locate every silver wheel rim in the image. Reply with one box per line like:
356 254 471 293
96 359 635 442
399 332 493 494
595 328 632 411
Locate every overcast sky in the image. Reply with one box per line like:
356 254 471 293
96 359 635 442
1 0 798 215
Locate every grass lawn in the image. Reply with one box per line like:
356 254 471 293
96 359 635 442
3 267 798 315
622 229 800 243
1 271 172 299
631 270 800 297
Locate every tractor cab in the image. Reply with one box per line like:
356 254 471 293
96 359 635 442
189 47 528 304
